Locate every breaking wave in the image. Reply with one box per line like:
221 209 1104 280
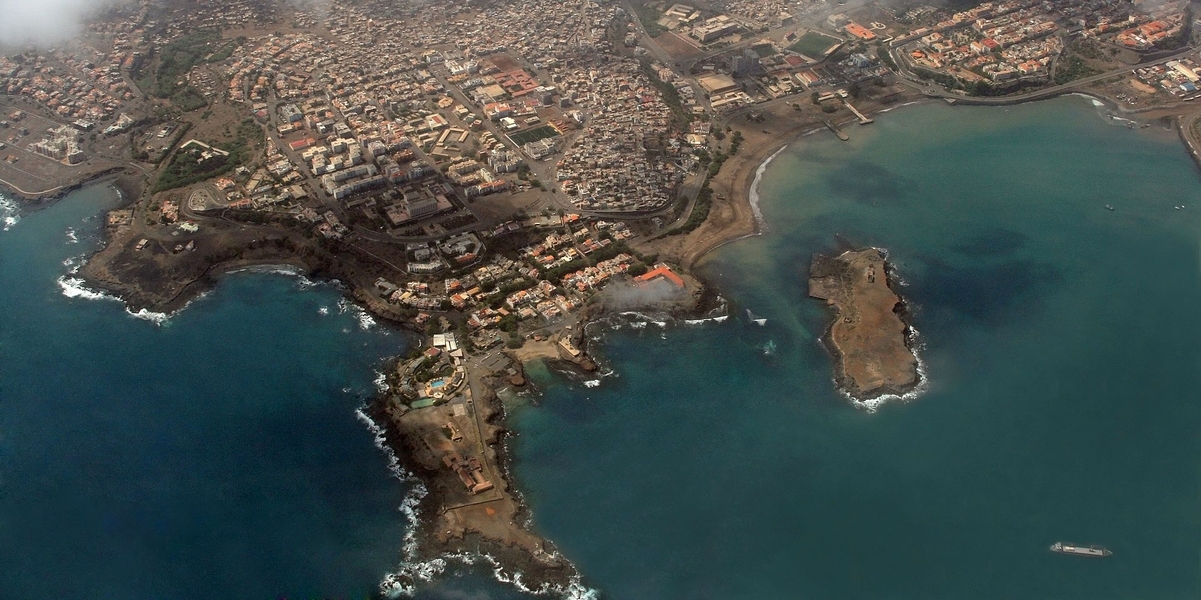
877 100 922 114
830 327 930 413
57 274 206 325
338 298 377 331
354 405 443 596
58 275 115 302
356 405 599 599
683 314 729 325
65 227 78 244
749 145 787 231
0 194 18 232
616 311 668 328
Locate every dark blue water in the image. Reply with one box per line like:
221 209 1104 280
0 185 411 599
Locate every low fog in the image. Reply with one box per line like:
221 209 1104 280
597 279 686 311
0 0 120 47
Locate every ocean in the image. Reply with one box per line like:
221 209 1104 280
3 95 1200 600
0 184 413 599
507 96 1201 599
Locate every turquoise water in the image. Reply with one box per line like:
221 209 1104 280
507 97 1201 598
0 185 412 598
5 95 1201 600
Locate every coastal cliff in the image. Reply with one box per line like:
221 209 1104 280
808 248 920 401
368 383 579 594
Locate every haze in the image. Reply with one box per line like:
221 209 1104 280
0 0 117 46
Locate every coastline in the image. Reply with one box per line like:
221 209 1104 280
0 165 135 206
810 248 925 409
53 85 1201 595
365 361 586 597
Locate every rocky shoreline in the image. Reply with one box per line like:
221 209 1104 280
808 247 922 404
57 87 928 596
365 381 581 595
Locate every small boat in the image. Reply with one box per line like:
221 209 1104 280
1050 542 1112 557
1105 204 1115 211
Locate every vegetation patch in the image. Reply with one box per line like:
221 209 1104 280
135 30 237 111
508 125 562 146
632 2 666 37
152 119 261 193
1053 54 1101 85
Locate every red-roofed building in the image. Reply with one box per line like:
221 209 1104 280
636 264 685 288
288 137 315 151
844 23 877 41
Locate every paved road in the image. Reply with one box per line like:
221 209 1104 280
889 44 1201 106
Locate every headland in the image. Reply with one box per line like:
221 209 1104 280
9 0 1201 594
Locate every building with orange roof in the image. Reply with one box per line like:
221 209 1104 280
844 23 877 41
636 264 685 288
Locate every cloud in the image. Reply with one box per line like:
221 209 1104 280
0 0 122 47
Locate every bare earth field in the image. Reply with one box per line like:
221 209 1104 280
808 247 920 400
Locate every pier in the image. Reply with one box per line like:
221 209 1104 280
824 120 850 141
842 100 874 125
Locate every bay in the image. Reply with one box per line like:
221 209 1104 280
509 97 1201 599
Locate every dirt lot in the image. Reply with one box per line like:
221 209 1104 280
487 53 524 73
655 31 703 61
469 187 554 223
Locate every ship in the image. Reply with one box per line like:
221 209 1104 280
1050 542 1112 557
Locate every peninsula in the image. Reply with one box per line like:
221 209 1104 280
5 0 1201 594
808 248 920 401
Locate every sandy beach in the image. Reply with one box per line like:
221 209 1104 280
644 91 927 271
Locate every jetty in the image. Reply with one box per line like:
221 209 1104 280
824 120 850 141
843 100 874 125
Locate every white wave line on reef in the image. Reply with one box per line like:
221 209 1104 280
683 314 729 326
57 274 208 326
748 144 787 232
58 275 117 302
616 311 668 328
0 194 19 231
355 405 600 598
829 326 930 413
225 263 331 291
879 100 922 114
338 297 377 331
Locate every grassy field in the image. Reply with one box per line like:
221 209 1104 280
752 43 778 58
789 31 841 58
508 124 561 146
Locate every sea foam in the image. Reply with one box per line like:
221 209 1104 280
356 406 600 599
829 327 930 413
0 194 19 231
749 145 787 231
338 298 377 331
57 273 206 326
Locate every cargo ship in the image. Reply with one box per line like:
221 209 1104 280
1050 542 1112 557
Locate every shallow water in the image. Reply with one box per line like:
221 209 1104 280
507 97 1201 598
5 94 1201 599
